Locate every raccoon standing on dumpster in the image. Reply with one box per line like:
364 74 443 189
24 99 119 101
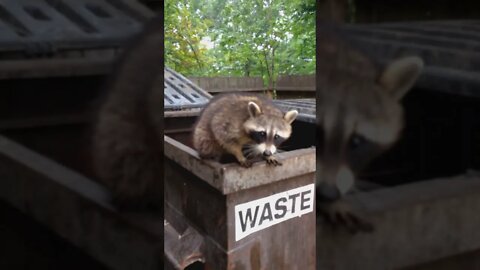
193 93 298 167
316 24 424 232
92 16 163 211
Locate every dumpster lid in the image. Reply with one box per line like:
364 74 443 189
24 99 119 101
0 0 154 55
343 20 480 98
273 98 315 123
164 67 212 111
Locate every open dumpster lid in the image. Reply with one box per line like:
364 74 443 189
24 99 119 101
343 20 480 98
164 67 212 111
0 0 154 53
0 0 155 79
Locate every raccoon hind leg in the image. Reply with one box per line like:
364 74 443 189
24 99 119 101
97 116 163 207
193 126 223 159
94 133 163 212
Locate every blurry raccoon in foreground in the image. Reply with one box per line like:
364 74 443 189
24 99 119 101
316 24 424 232
92 16 163 212
193 93 298 167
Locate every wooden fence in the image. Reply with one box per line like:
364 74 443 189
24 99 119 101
276 75 315 92
187 75 315 93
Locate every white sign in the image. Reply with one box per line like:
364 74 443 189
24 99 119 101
235 184 315 241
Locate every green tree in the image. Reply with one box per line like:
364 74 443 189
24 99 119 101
164 0 315 85
164 0 212 75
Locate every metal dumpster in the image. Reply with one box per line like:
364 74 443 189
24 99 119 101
164 69 317 269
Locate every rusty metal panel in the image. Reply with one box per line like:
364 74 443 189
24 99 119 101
164 218 205 269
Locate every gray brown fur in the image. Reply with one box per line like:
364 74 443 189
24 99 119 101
193 93 295 167
316 24 423 232
92 16 163 211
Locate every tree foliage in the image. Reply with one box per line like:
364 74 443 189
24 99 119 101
164 0 315 87
164 0 212 75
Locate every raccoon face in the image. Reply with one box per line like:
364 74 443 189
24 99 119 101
316 56 423 202
244 101 298 157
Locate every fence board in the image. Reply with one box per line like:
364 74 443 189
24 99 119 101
188 75 315 93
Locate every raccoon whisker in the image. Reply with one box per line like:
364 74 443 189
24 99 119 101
246 149 259 156
243 145 255 152
244 150 254 156
243 145 258 159
244 144 260 158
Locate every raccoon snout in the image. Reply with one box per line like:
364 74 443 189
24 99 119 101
316 166 355 202
263 150 272 157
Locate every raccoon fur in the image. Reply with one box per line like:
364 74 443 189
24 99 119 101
316 24 424 232
193 93 298 167
92 16 163 211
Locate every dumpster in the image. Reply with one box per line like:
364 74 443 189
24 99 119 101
164 68 317 269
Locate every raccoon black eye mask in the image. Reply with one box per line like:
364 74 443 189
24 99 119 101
248 130 287 145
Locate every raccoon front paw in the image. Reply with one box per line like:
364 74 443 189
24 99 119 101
238 158 252 168
265 156 282 166
317 201 374 234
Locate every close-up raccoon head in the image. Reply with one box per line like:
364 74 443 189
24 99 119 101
243 101 298 158
316 56 424 202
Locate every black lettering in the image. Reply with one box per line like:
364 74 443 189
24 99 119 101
289 193 300 213
274 197 287 219
238 205 260 232
259 203 273 225
300 190 311 210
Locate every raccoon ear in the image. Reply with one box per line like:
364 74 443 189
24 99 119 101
247 101 262 118
284 110 298 124
378 56 424 100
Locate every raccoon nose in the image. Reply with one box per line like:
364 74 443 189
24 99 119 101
317 183 341 202
263 150 272 157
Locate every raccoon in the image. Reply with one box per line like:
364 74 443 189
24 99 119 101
193 93 298 167
92 16 163 211
316 25 424 231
